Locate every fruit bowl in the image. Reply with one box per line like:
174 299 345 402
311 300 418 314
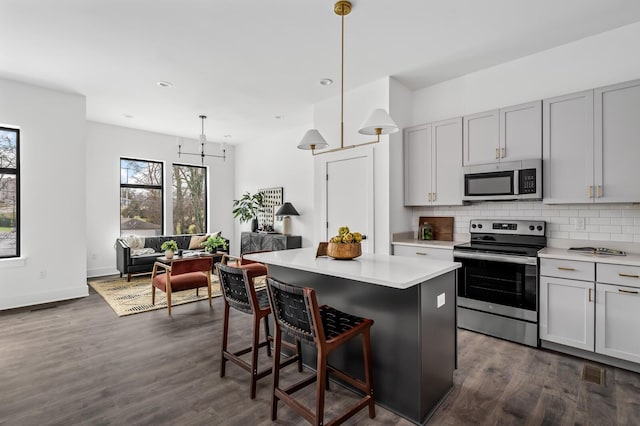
327 242 362 260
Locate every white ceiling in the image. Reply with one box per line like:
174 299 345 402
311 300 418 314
2 0 640 145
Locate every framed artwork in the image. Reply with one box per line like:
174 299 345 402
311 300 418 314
257 187 283 229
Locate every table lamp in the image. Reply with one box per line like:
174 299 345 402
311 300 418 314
275 202 299 235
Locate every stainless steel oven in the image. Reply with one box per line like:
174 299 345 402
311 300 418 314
454 219 546 347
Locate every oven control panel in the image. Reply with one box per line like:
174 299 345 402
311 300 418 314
469 219 545 236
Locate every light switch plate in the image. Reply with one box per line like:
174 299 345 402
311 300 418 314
575 217 586 230
437 293 445 308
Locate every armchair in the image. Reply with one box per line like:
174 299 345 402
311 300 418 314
151 257 214 315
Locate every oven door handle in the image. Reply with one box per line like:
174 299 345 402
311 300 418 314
453 251 538 266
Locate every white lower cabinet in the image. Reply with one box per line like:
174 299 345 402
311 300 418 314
539 275 594 351
392 244 453 261
540 257 640 367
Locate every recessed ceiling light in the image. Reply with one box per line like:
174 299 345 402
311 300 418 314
224 134 232 138
274 115 283 120
123 114 134 118
157 81 173 88
320 78 333 86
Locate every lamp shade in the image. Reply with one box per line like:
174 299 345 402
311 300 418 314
297 129 329 150
358 108 399 135
275 202 299 216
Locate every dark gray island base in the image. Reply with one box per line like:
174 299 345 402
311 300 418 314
267 265 456 425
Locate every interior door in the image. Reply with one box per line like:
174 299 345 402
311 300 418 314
326 154 373 253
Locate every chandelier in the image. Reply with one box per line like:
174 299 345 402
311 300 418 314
177 115 226 165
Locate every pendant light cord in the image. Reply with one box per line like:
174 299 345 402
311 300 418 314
340 10 345 149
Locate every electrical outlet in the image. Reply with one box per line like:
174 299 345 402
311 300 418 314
39 270 47 279
575 218 586 230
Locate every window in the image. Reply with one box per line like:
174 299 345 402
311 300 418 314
172 163 207 234
0 126 19 258
120 158 163 236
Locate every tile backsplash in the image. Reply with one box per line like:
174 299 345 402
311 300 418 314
412 202 640 243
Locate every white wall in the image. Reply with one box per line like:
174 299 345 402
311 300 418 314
413 21 640 124
0 78 87 310
410 22 640 248
233 125 314 256
313 77 393 253
85 122 235 277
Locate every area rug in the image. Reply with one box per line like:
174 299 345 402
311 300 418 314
89 275 266 317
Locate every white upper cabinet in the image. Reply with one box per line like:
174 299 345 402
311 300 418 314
404 124 431 206
543 90 594 204
404 117 462 206
499 101 542 161
463 110 499 165
594 79 640 203
431 117 463 206
544 79 640 204
463 101 541 166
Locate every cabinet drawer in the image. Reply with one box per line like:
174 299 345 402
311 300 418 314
540 258 595 281
597 263 640 288
393 245 453 261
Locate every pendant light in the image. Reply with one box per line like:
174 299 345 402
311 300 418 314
177 115 227 165
298 1 399 156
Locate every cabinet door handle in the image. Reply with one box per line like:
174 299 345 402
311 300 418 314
427 193 432 202
432 192 436 202
619 273 640 278
495 148 499 159
588 186 593 198
588 288 593 302
619 288 639 294
596 185 602 198
416 252 428 256
501 147 505 158
557 267 576 271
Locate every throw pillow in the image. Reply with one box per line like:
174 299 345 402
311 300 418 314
123 234 145 250
188 234 209 250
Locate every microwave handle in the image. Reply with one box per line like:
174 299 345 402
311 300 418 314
513 169 519 195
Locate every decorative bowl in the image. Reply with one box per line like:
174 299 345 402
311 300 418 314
327 242 362 260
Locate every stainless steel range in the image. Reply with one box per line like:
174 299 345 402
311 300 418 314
454 219 546 347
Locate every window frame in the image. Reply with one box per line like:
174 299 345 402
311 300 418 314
119 157 164 236
171 162 208 235
0 126 20 259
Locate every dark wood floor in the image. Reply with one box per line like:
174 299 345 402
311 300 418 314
1 283 639 425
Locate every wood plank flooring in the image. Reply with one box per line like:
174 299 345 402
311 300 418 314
1 283 639 425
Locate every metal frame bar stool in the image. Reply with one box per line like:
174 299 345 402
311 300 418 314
265 277 375 425
216 263 302 399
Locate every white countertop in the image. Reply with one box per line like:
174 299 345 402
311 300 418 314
539 247 640 266
391 238 464 250
244 248 461 290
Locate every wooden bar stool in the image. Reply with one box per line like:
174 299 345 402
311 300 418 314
265 277 375 426
216 263 302 399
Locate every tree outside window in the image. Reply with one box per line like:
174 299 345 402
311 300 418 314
173 164 207 234
0 126 19 258
120 158 163 236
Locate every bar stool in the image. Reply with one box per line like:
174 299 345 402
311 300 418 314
216 263 302 399
265 277 375 425
220 251 269 285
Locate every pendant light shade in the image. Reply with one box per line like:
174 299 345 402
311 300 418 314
358 108 399 135
297 129 329 150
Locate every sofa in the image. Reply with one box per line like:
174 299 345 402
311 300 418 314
115 233 229 281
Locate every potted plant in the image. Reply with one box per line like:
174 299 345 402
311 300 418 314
160 240 179 259
203 235 228 253
232 191 264 232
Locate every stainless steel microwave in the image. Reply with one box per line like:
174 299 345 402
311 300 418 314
462 159 542 201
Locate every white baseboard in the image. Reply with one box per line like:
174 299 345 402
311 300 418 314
87 267 120 278
1 286 89 311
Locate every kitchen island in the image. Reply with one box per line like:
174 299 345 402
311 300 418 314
244 248 461 425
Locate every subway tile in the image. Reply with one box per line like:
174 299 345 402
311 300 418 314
559 210 575 217
610 233 634 242
622 226 640 234
622 209 640 217
550 231 570 239
548 217 570 225
588 217 611 225
579 210 600 217
589 233 611 241
611 218 635 226
599 225 622 233
570 232 589 239
599 210 623 217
